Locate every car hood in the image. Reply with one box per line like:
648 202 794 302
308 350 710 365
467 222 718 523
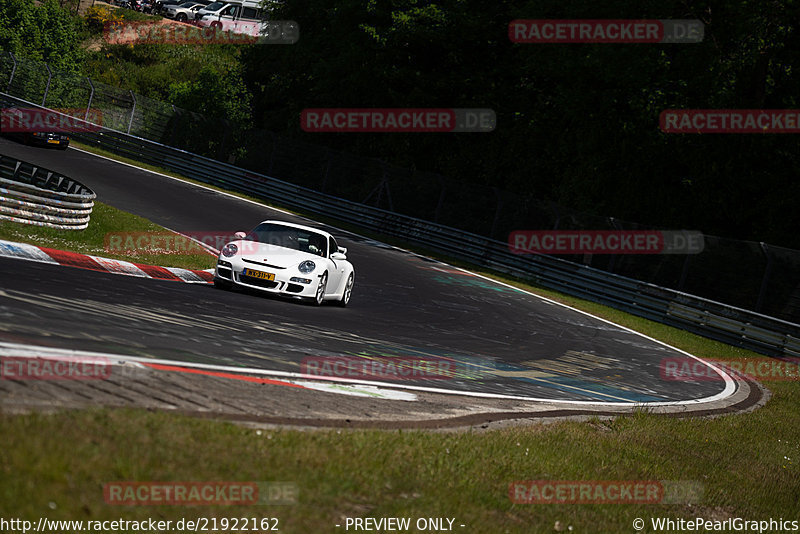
230 241 322 268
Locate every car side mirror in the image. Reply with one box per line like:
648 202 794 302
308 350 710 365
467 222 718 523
330 252 346 261
234 231 246 239
338 247 347 255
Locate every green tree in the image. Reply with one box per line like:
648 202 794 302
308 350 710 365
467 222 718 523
0 0 84 72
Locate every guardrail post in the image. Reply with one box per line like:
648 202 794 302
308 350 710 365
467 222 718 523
42 63 52 107
5 52 16 93
85 77 95 121
127 90 136 134
755 242 774 312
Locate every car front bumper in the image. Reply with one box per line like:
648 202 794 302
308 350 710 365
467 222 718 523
215 260 320 298
28 133 69 148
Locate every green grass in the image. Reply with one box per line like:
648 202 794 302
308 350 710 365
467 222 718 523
2 141 797 532
0 384 798 533
0 201 216 270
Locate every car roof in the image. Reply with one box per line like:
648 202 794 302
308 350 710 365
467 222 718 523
257 220 334 239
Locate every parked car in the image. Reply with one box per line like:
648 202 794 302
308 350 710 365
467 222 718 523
213 220 355 307
153 0 186 14
164 1 205 21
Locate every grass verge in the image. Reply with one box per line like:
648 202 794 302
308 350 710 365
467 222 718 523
0 201 216 270
0 385 797 533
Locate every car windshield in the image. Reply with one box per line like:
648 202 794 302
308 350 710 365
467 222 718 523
246 223 327 257
203 2 224 10
178 2 196 6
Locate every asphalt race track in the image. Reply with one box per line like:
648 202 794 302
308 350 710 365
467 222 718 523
0 138 744 414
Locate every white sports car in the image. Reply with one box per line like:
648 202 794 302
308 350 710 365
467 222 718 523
213 220 355 306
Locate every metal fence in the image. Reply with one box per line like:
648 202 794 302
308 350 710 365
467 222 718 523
1 49 799 328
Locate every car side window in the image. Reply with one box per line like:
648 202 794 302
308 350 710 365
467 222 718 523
329 237 338 257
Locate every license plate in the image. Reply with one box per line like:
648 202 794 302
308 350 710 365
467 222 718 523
47 139 60 144
242 268 274 281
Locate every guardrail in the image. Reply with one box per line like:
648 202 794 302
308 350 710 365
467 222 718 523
71 129 799 359
1 93 797 358
0 153 95 230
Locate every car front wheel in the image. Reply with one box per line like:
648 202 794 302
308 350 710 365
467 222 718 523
337 273 354 307
214 277 232 290
313 272 328 306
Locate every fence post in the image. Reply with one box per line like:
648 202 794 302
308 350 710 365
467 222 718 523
6 52 16 93
127 90 136 134
42 63 52 107
84 77 95 121
362 162 394 211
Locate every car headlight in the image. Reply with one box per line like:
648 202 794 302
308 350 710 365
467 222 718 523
221 243 238 257
298 260 316 273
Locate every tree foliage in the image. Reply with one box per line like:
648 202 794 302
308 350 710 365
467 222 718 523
2 0 799 247
240 0 800 247
0 0 85 72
